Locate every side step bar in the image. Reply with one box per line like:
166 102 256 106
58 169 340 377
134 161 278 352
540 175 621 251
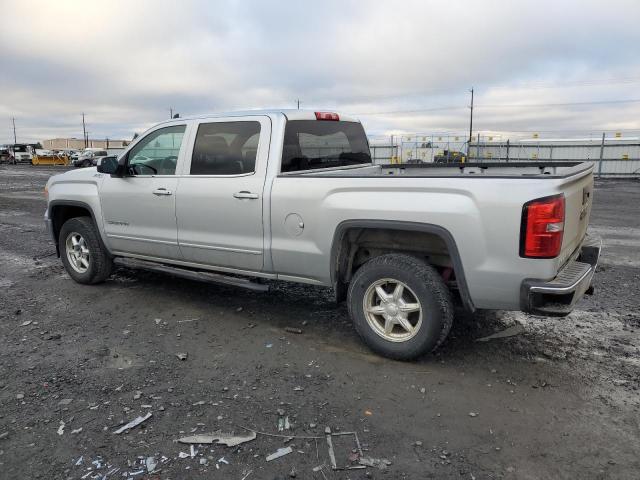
114 257 269 292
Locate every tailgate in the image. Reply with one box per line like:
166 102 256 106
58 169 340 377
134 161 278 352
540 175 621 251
557 169 594 266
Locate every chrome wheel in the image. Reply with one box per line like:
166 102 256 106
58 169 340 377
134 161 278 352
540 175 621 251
363 278 422 342
65 232 90 273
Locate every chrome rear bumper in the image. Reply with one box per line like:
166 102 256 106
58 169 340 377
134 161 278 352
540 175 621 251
521 236 601 316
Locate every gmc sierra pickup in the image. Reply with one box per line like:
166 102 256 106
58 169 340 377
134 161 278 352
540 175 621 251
44 109 601 359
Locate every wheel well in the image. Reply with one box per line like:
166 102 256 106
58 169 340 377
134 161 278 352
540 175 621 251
51 204 93 244
332 225 474 311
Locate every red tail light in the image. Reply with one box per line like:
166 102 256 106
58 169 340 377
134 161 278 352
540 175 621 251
520 194 565 258
315 112 340 121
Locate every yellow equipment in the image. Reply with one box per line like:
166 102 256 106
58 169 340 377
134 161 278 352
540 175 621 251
31 154 70 166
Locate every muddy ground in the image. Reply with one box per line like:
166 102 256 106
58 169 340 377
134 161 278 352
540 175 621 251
0 164 638 480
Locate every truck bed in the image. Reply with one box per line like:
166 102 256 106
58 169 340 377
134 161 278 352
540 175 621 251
289 161 592 178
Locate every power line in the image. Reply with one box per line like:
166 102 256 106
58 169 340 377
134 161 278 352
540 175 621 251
328 75 640 105
355 98 640 116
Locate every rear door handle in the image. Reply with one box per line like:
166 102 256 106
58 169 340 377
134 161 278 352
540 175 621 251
153 188 173 196
233 191 259 199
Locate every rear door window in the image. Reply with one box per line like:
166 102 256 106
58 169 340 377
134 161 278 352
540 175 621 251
190 121 261 175
281 120 371 172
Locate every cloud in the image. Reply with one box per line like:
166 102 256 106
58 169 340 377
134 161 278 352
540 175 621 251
1 0 639 143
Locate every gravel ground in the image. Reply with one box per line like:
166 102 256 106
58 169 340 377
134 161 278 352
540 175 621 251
0 165 638 480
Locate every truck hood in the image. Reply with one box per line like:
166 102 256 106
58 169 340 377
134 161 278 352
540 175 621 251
47 165 98 187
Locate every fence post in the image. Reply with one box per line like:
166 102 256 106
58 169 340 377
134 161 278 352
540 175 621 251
598 132 605 178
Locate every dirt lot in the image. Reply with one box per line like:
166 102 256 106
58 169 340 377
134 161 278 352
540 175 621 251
0 165 638 480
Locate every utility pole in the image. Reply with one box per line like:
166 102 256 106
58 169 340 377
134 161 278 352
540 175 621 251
296 99 300 110
468 88 474 149
169 107 173 119
82 113 87 148
12 117 17 144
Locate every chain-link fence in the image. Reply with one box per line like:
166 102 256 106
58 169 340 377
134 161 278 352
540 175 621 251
369 132 640 177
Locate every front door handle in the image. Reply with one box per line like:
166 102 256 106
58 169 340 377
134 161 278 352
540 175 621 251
233 191 259 199
153 188 173 196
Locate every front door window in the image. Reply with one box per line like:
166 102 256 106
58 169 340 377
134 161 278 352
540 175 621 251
128 125 186 175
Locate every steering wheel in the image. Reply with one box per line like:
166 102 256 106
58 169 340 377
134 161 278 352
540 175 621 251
131 163 157 175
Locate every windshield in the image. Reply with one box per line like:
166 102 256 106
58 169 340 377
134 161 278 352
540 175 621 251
281 120 371 172
13 145 28 152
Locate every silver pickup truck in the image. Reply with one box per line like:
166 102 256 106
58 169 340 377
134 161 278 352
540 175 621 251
45 109 601 359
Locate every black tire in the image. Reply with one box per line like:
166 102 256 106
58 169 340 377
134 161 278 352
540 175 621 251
82 160 91 168
347 253 453 360
59 216 112 284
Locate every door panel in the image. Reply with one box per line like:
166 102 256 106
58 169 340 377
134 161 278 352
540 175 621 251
176 117 270 271
99 124 188 259
100 176 181 259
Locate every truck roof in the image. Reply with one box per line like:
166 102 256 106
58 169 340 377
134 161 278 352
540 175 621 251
155 109 359 126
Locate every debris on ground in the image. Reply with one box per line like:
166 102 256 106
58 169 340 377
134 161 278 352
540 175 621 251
359 457 391 470
175 353 188 361
19 320 32 327
145 456 157 473
476 324 525 342
178 431 257 447
113 412 152 434
469 412 478 417
57 421 65 435
284 327 303 334
325 427 337 469
265 446 293 461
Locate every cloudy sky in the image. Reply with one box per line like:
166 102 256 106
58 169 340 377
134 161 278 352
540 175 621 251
1 0 640 144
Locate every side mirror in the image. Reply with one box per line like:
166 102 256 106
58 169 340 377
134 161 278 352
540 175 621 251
97 156 119 175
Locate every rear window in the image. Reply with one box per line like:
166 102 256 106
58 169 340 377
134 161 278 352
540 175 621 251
281 120 371 172
191 121 261 175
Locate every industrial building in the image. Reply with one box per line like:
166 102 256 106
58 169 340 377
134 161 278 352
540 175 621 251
41 138 129 150
468 136 640 177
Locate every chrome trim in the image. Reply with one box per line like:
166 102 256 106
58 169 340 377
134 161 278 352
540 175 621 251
106 234 178 246
179 242 262 255
529 266 593 294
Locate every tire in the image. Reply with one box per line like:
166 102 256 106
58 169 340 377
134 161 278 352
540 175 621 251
82 160 91 168
59 216 112 284
347 253 453 360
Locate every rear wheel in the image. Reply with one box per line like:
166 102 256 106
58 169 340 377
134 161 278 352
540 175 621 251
82 159 91 168
59 217 112 284
347 253 453 360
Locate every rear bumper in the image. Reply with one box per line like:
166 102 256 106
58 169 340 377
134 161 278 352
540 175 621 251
520 236 601 316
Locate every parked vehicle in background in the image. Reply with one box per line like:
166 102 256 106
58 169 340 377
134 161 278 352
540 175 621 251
72 148 109 167
434 150 466 163
0 146 10 163
45 109 601 360
7 144 33 164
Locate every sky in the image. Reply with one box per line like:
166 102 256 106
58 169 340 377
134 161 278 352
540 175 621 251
1 0 640 144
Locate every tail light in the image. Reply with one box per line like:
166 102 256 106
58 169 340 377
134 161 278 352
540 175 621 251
315 112 340 121
520 194 565 258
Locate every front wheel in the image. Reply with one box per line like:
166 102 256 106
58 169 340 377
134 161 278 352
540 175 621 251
59 217 112 284
347 253 453 360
